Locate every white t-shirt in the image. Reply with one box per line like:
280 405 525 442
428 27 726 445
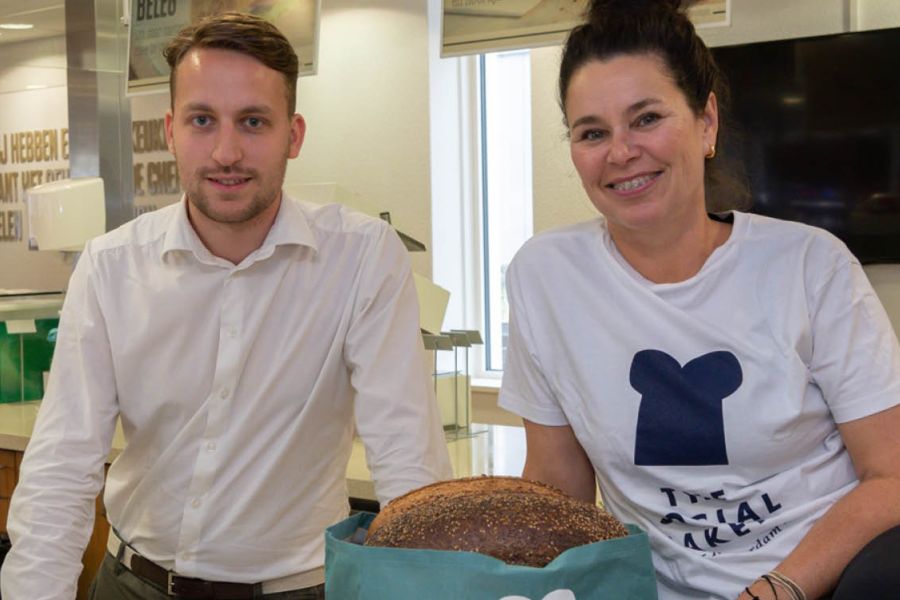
499 211 900 599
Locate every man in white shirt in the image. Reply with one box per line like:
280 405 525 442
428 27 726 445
1 12 451 600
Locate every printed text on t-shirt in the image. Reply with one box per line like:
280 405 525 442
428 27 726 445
658 487 784 552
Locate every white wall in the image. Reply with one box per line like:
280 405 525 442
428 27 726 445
284 0 434 278
530 43 596 235
528 0 900 326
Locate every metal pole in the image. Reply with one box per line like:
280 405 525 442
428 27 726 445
453 345 459 432
464 346 470 427
65 0 134 231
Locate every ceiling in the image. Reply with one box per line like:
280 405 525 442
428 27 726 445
0 1 64 46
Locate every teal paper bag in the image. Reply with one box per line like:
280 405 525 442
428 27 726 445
325 512 658 600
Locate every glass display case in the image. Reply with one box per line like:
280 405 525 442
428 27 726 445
0 291 64 403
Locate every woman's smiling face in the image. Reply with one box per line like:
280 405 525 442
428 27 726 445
565 53 718 240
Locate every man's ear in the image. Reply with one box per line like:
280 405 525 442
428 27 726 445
164 110 176 155
288 113 306 159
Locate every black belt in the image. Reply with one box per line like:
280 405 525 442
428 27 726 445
107 528 323 598
126 552 264 599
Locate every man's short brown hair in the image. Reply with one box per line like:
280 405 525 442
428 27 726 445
163 11 299 114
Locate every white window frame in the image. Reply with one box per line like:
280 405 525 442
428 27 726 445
479 50 534 374
428 3 533 382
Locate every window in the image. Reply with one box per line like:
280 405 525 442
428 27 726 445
479 51 534 372
429 47 533 379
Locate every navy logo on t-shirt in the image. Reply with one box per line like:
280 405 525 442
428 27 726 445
631 349 742 466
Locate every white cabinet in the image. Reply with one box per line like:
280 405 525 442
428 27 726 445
699 0 900 49
854 0 900 31
700 0 845 47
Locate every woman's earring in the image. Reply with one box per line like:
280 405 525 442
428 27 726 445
705 145 716 159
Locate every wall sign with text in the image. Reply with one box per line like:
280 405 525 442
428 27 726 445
0 128 71 244
128 0 321 94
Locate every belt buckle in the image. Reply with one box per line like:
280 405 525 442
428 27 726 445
166 572 216 598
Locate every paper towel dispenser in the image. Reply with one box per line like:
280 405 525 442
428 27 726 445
26 177 106 251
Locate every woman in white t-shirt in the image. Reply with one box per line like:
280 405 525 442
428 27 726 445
498 1 900 599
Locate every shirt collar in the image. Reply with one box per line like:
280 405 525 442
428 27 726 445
161 193 318 262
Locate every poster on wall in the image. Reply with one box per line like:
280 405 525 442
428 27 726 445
441 0 730 57
128 0 320 95
130 94 183 214
0 84 75 290
0 87 71 247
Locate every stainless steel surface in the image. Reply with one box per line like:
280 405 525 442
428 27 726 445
65 0 134 231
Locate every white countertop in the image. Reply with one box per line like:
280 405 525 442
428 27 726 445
0 291 65 321
0 401 525 501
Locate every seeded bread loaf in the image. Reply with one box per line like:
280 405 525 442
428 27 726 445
364 476 628 567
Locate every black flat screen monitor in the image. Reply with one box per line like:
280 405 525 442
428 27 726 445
711 27 900 263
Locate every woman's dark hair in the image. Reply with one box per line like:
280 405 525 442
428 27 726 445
164 11 299 115
560 0 749 210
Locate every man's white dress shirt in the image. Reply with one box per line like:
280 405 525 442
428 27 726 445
1 195 452 600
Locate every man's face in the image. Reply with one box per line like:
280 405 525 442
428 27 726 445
164 47 305 228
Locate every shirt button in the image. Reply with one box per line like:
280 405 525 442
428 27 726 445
191 498 202 508
219 388 229 399
227 328 237 338
206 441 217 451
